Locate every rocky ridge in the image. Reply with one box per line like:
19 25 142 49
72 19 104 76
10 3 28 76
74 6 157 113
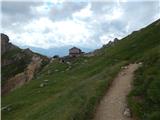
1 33 49 95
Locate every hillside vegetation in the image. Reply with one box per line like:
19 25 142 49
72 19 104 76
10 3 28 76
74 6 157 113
128 45 160 120
1 34 49 94
1 48 31 86
2 19 160 120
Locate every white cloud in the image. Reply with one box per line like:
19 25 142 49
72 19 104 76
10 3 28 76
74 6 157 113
72 3 92 19
34 4 50 14
6 17 96 49
44 0 65 4
2 0 160 56
104 5 123 22
154 1 160 20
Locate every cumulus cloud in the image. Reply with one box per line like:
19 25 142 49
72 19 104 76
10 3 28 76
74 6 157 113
72 3 93 19
4 17 96 49
1 0 160 56
1 1 43 28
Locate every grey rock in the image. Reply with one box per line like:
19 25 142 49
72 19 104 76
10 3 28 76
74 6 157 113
55 69 59 72
47 70 51 74
1 33 17 55
121 66 128 69
1 105 12 112
44 79 49 82
138 62 143 65
123 108 131 117
84 60 88 62
66 61 71 65
66 68 70 71
40 83 45 87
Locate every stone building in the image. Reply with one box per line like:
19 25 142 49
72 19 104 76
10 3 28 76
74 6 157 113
69 47 82 57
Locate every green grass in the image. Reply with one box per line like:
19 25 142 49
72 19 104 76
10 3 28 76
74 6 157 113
2 56 126 120
1 48 31 86
128 45 160 120
2 19 160 120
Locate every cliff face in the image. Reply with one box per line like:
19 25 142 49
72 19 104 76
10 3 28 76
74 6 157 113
1 33 9 55
1 33 50 95
1 33 21 67
1 33 18 55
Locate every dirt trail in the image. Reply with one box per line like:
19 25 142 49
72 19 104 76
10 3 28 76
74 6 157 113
93 63 140 120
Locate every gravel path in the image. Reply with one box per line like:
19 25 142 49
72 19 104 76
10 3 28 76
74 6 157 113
93 63 140 120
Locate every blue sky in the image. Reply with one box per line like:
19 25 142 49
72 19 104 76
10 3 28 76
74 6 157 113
1 0 160 56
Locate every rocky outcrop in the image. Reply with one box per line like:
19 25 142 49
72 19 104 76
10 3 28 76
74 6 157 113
1 33 50 95
1 33 18 55
2 55 44 94
1 33 10 54
1 59 13 66
114 38 119 42
1 33 21 67
22 48 34 56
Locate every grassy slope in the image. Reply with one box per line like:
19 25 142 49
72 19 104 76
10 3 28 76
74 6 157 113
105 19 160 120
2 19 160 120
128 45 160 120
2 56 126 120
